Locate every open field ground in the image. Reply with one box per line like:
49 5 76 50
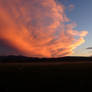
0 62 92 91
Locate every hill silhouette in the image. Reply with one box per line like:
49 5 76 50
0 55 92 63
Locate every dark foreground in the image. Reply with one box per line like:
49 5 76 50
0 62 92 91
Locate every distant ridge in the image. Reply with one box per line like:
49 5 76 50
0 55 92 63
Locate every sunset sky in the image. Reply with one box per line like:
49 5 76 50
61 0 92 56
0 0 91 57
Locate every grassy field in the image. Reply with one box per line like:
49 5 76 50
0 62 92 91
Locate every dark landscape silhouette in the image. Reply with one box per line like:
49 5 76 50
0 55 92 63
0 55 92 91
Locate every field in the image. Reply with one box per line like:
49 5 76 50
0 62 92 91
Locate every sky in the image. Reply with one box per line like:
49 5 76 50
60 0 92 56
0 0 91 58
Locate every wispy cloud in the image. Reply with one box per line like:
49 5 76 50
0 0 88 58
68 4 75 11
86 47 92 50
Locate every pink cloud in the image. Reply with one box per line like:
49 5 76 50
0 0 88 58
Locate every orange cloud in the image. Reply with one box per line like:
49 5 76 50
0 0 88 58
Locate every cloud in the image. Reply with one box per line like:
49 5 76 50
68 4 75 11
86 47 92 50
0 0 88 58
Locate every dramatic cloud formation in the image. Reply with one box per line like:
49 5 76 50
0 0 88 58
